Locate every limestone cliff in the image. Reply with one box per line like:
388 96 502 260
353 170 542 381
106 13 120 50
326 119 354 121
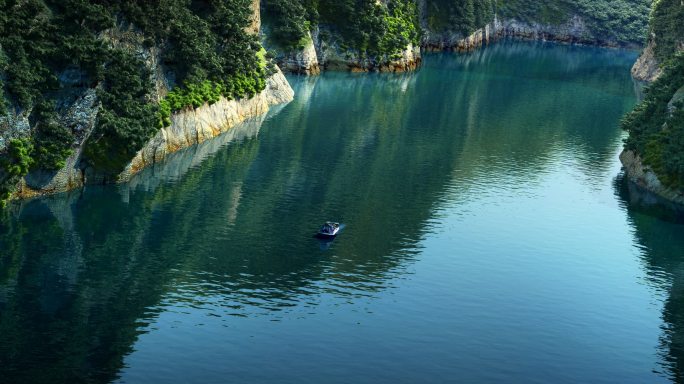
620 150 684 206
266 27 421 74
631 38 663 82
620 1 684 208
423 15 625 52
3 3 294 202
12 69 293 199
274 31 321 75
631 0 684 83
119 68 293 181
313 29 421 73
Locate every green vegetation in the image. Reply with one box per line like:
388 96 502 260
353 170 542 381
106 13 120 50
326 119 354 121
83 49 159 174
31 100 75 171
497 0 651 46
622 53 684 189
158 72 266 126
0 139 33 207
649 0 684 61
622 1 684 192
263 0 316 49
264 0 420 59
425 0 496 36
0 0 268 203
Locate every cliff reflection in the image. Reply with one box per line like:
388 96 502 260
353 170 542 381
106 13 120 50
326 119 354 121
616 176 684 381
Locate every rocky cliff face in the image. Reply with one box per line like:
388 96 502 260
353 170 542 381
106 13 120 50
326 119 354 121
271 27 421 74
276 31 321 75
631 39 684 83
119 68 293 181
5 2 294 202
422 15 623 52
631 38 663 82
620 150 684 206
12 69 293 200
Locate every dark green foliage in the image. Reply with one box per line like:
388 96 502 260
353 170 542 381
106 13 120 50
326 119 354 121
264 0 311 49
649 0 684 61
425 0 496 35
0 46 8 115
83 50 159 174
497 0 651 46
623 53 684 189
30 100 75 170
317 0 420 57
0 139 33 206
265 0 420 59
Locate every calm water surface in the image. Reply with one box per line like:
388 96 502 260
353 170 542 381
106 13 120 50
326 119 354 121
2 41 684 383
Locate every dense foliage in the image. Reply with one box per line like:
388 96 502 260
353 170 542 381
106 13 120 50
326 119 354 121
649 0 684 61
264 0 420 59
31 100 75 171
622 53 684 189
498 0 651 46
262 0 317 49
0 139 32 207
0 0 267 201
425 0 496 36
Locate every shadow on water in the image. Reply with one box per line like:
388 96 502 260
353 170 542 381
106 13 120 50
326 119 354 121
0 41 644 383
615 175 684 382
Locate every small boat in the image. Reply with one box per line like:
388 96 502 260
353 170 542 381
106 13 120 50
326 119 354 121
316 222 340 238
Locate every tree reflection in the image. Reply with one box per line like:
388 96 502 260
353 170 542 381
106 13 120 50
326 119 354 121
616 175 684 382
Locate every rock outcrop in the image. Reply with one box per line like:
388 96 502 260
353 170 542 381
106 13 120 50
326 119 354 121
119 67 293 181
12 69 293 199
277 32 321 75
620 86 684 207
620 150 684 206
15 90 100 199
270 27 421 74
631 38 663 82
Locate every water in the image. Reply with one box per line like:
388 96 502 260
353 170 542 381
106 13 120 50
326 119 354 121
2 41 684 383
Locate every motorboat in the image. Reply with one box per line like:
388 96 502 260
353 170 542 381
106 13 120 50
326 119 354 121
316 222 340 238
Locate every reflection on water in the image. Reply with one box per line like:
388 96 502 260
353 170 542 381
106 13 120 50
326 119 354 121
615 175 684 382
1 41 683 383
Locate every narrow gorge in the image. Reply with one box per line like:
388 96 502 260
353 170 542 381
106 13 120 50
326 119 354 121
4 2 684 383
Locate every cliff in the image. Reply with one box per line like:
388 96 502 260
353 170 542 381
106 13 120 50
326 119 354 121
12 69 293 199
631 38 663 82
261 0 421 74
620 150 684 206
0 1 294 204
265 0 648 74
631 0 684 82
620 0 684 207
423 15 637 52
271 28 421 74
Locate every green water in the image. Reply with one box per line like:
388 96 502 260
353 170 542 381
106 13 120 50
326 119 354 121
2 41 684 383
